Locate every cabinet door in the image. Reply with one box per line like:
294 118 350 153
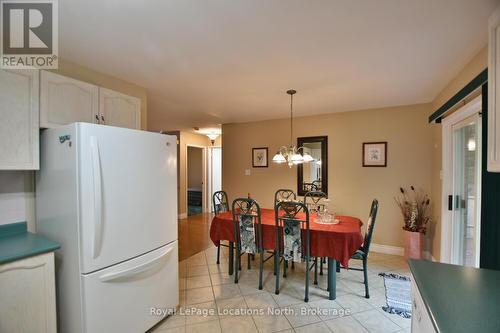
0 252 57 333
0 69 39 170
40 70 99 128
411 276 437 333
99 87 141 129
488 5 500 172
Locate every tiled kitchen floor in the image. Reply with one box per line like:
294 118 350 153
151 246 411 333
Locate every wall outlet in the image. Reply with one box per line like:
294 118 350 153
245 169 251 176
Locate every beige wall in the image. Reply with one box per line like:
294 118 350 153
223 104 433 248
50 59 148 130
0 171 35 228
187 147 203 188
428 46 488 260
431 46 487 111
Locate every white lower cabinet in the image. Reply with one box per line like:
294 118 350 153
0 252 57 333
411 277 436 333
0 69 39 170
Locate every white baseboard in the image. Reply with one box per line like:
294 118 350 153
370 245 437 260
370 243 404 256
178 213 187 219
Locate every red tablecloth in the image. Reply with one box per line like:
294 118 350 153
209 208 364 268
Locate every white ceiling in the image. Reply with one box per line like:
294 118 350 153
59 0 498 131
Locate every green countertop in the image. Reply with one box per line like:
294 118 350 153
0 222 60 265
409 259 500 333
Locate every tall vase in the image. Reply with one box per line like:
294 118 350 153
403 230 423 260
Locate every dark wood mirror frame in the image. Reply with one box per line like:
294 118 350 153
297 136 328 196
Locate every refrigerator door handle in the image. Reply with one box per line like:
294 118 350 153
90 136 103 259
98 245 174 282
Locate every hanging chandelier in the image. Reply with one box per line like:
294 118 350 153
272 89 314 167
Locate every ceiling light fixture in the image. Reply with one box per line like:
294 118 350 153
272 89 314 167
206 133 219 145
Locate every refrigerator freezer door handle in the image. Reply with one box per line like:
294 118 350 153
98 245 175 282
90 136 103 259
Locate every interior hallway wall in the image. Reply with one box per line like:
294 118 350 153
177 132 219 217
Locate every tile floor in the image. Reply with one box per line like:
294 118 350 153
151 247 411 333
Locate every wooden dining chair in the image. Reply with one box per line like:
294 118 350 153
274 201 316 302
340 199 379 298
231 198 264 286
274 189 297 208
213 190 230 264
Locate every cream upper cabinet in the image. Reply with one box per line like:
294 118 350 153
40 70 99 128
0 69 39 170
99 87 141 129
0 252 57 333
488 5 500 172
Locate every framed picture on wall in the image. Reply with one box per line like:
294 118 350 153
363 142 387 167
252 147 268 167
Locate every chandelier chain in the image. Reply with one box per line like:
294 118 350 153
290 92 293 147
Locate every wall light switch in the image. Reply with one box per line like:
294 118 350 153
245 169 251 176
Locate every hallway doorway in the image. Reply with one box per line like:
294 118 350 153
187 146 204 216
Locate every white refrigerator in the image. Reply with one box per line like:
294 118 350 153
36 123 178 333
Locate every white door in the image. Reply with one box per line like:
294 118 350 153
0 69 39 170
40 71 99 128
442 96 482 267
81 242 178 333
77 123 177 273
99 87 141 129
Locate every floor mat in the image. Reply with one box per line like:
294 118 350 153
379 272 412 318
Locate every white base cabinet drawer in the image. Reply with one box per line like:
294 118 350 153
411 276 436 333
81 242 178 333
0 252 57 333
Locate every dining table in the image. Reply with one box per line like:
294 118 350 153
209 208 364 300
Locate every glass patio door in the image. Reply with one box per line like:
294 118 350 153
450 114 481 267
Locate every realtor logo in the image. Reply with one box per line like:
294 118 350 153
1 0 58 68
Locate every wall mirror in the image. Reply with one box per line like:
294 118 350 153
297 136 328 196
